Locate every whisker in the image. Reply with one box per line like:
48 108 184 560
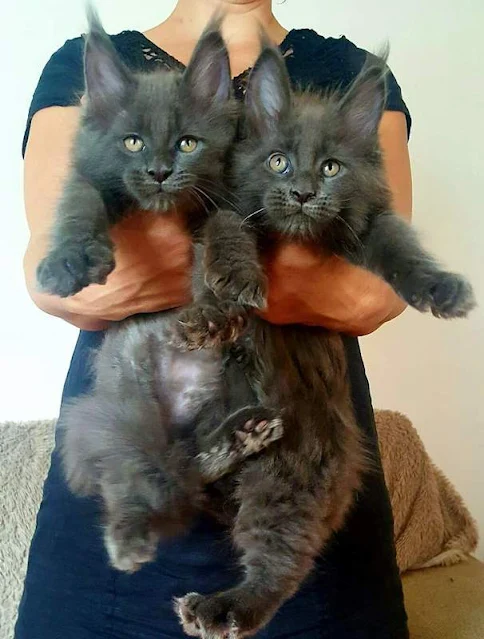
240 208 265 228
180 176 243 212
333 214 366 260
195 176 241 194
182 173 241 198
192 186 218 211
194 187 242 212
187 187 210 215
201 190 243 213
181 173 242 202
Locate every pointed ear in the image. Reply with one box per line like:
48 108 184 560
245 45 291 134
83 6 135 123
181 21 231 109
339 52 388 140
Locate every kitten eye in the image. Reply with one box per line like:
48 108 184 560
268 153 290 174
322 160 341 178
178 137 199 153
123 135 145 153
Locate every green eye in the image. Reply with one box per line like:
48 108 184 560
123 135 145 152
178 137 199 153
322 160 341 178
268 153 290 174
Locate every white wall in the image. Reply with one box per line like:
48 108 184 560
1 0 482 556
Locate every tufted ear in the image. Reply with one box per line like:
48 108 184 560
339 50 389 140
181 16 232 110
83 5 136 123
245 44 292 134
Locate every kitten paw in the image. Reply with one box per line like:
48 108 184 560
232 409 284 456
401 271 476 319
176 303 247 350
428 272 476 318
175 592 241 639
205 267 267 310
197 408 283 479
37 238 114 297
104 520 158 573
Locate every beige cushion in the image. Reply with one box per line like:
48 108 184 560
1 419 482 638
403 558 484 638
0 419 55 637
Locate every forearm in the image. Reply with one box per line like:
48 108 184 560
326 267 407 336
24 235 110 330
25 211 193 327
262 244 405 335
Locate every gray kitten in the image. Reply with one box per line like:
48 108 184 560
37 8 238 297
174 45 476 638
41 11 280 573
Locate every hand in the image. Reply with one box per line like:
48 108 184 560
261 241 406 336
27 214 404 336
26 210 192 330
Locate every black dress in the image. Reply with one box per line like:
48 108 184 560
16 28 411 639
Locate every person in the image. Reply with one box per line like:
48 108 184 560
17 1 413 637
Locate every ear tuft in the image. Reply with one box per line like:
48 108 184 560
339 48 389 140
245 43 291 134
83 4 135 123
181 17 231 109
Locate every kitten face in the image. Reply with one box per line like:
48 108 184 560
78 16 237 212
89 73 237 212
233 47 390 242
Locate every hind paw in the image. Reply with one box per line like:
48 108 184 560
104 520 158 573
176 303 247 350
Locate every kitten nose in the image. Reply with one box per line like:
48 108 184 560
147 167 172 183
290 189 315 204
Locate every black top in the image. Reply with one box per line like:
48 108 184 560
22 28 411 156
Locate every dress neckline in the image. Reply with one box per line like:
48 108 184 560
133 28 297 85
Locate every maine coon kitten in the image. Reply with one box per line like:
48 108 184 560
42 12 281 573
174 45 476 638
36 8 236 297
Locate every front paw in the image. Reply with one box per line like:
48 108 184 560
104 520 158 573
205 265 267 311
175 303 247 350
37 237 114 297
175 592 241 639
398 271 476 319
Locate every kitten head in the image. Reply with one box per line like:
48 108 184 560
233 45 391 243
79 8 237 212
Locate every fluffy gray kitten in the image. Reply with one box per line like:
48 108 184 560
174 45 476 638
38 11 280 574
37 9 236 297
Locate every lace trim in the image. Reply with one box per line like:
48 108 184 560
141 45 184 72
138 34 295 98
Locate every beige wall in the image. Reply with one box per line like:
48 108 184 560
1 0 482 555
